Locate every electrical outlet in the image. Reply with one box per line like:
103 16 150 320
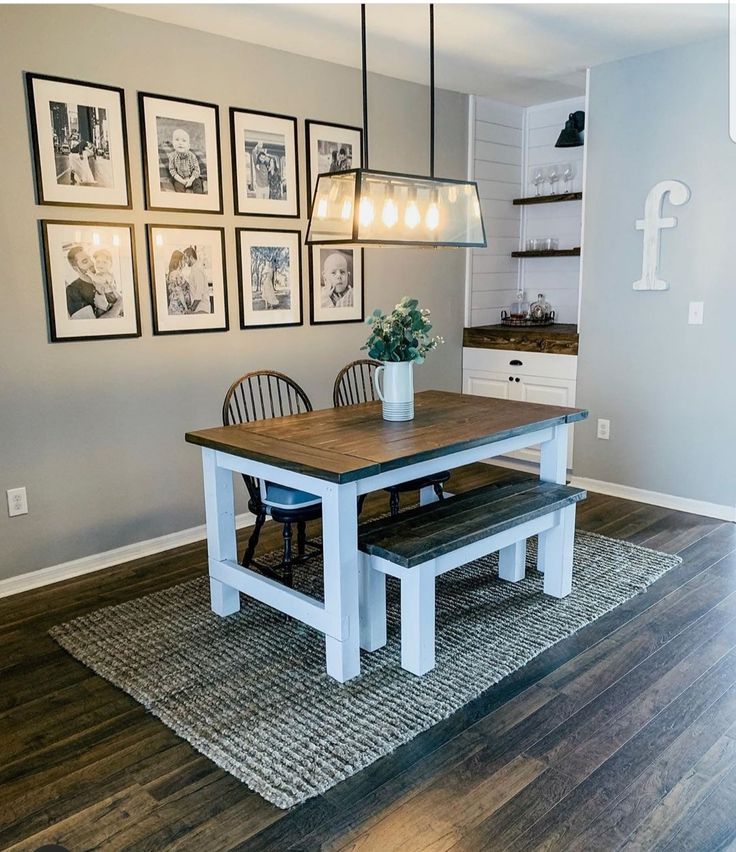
688 302 704 325
597 419 610 440
7 487 28 517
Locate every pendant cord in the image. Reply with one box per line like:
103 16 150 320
361 4 369 170
429 3 435 178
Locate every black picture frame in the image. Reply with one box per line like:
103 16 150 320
146 223 229 335
40 219 141 342
139 91 224 214
305 119 363 206
308 246 365 325
236 228 304 330
230 107 300 218
26 72 132 209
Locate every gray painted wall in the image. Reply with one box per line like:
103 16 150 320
576 38 736 508
0 5 468 581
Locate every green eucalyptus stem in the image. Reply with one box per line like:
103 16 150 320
361 296 444 365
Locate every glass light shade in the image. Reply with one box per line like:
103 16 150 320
306 169 487 247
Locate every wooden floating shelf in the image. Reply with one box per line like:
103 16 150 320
513 192 583 206
512 248 581 258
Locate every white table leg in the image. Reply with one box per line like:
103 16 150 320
323 481 361 683
358 553 387 652
499 539 526 582
401 562 436 676
539 423 569 484
202 449 240 616
539 504 576 598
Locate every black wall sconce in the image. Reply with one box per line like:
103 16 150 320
555 111 585 148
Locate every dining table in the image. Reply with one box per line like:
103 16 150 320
185 389 588 683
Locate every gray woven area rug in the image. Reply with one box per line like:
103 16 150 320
51 532 680 809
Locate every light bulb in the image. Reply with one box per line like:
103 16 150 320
316 196 328 219
404 199 421 229
425 201 440 231
382 197 399 228
341 198 353 220
359 196 375 227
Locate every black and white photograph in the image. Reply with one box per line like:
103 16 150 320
237 229 303 329
41 221 140 341
231 108 299 217
27 73 131 208
306 120 363 204
309 245 364 325
147 225 228 334
139 93 223 213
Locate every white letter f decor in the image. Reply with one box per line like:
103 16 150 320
633 180 690 291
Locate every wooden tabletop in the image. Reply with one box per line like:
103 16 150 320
185 390 588 483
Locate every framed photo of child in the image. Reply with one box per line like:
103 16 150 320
236 229 303 330
26 73 132 209
308 246 364 325
305 120 363 205
41 220 141 342
139 93 223 213
230 108 300 218
146 225 229 335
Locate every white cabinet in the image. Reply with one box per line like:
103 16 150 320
462 347 578 467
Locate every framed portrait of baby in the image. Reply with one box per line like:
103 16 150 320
26 73 132 209
146 225 229 335
305 120 363 205
139 93 223 213
308 246 364 325
230 108 300 218
41 220 141 342
237 229 303 329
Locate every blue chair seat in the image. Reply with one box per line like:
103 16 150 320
264 482 321 510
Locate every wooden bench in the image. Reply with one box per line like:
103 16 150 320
357 480 587 676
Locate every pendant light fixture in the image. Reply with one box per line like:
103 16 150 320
306 5 486 248
555 110 585 148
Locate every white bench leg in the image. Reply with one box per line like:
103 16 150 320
539 505 576 598
401 561 436 675
499 539 526 582
358 554 387 652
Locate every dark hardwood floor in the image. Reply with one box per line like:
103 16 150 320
1 463 735 851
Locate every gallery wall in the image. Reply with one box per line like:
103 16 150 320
576 37 736 510
0 4 468 582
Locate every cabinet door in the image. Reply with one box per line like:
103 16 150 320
462 369 514 400
510 376 577 465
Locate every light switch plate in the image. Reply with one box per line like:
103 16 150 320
688 301 704 325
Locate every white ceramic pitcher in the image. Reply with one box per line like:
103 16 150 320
373 361 414 421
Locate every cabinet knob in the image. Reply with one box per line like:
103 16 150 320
515 377 521 383
508 376 514 382
510 359 523 366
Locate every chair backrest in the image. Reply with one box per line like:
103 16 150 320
222 370 312 509
333 359 381 407
223 370 312 427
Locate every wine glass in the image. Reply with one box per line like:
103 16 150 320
546 165 561 195
530 167 545 196
561 162 575 194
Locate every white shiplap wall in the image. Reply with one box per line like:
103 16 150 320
521 97 585 324
468 95 585 326
470 98 524 327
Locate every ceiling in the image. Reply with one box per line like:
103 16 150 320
106 3 727 104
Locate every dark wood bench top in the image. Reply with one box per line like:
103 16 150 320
186 390 588 483
358 481 587 568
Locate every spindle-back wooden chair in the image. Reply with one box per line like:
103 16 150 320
332 359 450 515
223 370 321 586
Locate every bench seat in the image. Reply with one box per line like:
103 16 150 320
357 480 587 675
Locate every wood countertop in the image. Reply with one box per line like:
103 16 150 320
463 324 579 355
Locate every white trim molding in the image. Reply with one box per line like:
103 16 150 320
0 511 257 600
568 476 736 523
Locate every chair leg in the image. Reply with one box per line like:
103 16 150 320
297 520 306 559
433 481 445 501
282 522 293 587
389 489 401 517
241 512 266 568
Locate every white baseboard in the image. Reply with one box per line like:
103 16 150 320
568 476 736 523
0 511 257 600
